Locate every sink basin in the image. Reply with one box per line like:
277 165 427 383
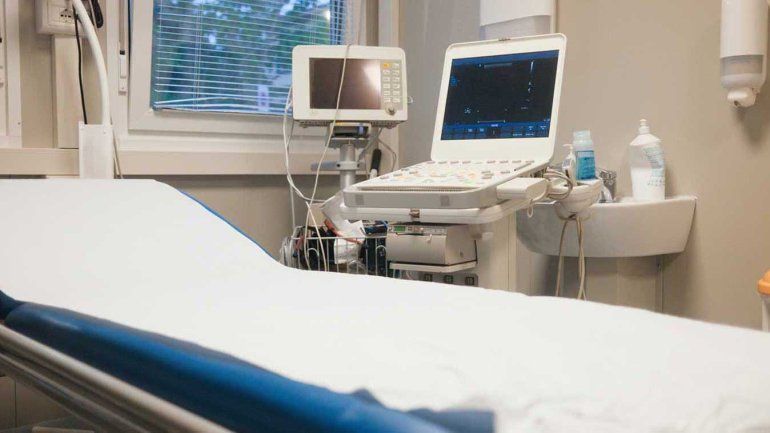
517 196 697 258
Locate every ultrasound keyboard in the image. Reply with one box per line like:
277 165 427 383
343 159 540 209
357 159 533 192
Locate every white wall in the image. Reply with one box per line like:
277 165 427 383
399 0 480 165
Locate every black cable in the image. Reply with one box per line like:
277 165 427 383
89 0 104 28
74 11 88 125
370 148 382 174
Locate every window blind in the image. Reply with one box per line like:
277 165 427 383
150 0 348 115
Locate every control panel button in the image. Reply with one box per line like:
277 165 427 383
393 97 401 103
383 76 391 82
382 69 391 75
383 83 391 89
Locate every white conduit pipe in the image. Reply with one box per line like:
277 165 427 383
72 0 116 179
71 0 110 125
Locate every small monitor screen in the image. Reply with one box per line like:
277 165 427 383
309 59 381 109
441 50 559 141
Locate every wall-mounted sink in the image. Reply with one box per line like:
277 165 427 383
517 196 697 258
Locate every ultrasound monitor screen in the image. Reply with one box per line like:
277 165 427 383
441 50 559 141
309 59 381 109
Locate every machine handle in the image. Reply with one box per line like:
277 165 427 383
496 178 549 202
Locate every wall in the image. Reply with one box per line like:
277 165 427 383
399 1 480 165
18 2 54 149
156 175 337 256
400 0 770 329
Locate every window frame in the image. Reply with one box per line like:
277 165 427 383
104 0 398 173
129 0 362 136
0 0 21 148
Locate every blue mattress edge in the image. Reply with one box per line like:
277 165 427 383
5 303 451 433
0 291 22 320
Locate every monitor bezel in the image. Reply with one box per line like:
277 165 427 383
431 34 566 162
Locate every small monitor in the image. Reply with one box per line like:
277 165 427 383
431 35 567 163
292 45 408 127
309 59 382 109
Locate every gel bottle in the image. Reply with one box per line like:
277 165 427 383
573 130 597 181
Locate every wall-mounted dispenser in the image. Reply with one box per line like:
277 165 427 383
720 0 768 107
480 0 555 39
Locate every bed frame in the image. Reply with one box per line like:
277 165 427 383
0 324 231 433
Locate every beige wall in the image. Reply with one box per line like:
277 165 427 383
401 0 770 329
19 2 54 149
558 0 770 329
156 175 337 256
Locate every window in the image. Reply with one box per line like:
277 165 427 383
150 0 349 116
123 0 371 148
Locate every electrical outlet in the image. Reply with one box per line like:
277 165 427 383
36 0 76 35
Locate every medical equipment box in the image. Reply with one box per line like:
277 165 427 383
386 224 476 266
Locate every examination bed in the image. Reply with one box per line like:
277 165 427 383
0 180 769 433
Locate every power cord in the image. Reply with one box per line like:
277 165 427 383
522 168 588 301
89 0 104 28
553 212 588 301
283 0 366 271
74 11 88 125
302 44 352 271
554 214 587 300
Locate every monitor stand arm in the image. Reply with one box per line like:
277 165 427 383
310 122 372 190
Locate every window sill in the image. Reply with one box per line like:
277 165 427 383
0 148 335 176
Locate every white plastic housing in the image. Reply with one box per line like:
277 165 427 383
35 0 76 36
480 0 555 39
78 123 114 179
291 45 408 127
431 35 566 163
517 196 697 258
720 0 768 107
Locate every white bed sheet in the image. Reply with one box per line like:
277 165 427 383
1 179 769 433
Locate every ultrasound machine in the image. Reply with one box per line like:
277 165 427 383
337 35 569 288
343 34 566 212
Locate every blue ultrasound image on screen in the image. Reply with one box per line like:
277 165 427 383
441 50 559 141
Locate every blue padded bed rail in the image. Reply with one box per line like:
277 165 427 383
0 299 449 433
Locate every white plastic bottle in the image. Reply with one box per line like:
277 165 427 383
629 119 665 201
